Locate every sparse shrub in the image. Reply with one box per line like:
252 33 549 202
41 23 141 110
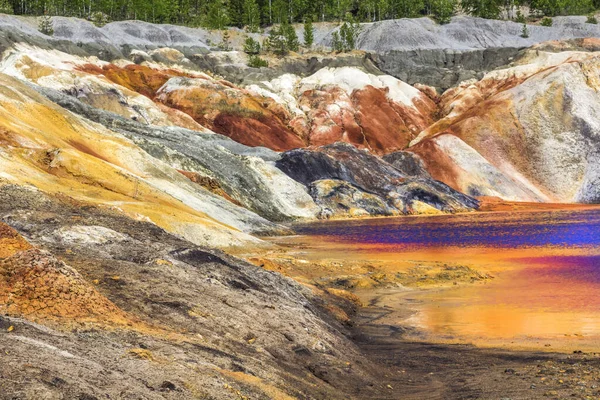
248 54 268 67
243 36 261 54
218 30 231 50
540 16 553 26
38 15 54 36
90 11 110 27
521 23 529 37
515 10 526 23
587 14 598 24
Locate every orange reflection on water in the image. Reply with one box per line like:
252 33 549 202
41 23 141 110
287 208 600 352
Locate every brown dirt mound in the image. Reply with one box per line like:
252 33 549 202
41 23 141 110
0 223 32 258
0 248 130 324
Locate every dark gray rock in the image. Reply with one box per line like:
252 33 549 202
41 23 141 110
276 142 478 216
383 151 431 178
310 179 398 218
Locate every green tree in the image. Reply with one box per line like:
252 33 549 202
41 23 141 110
303 18 314 47
248 54 269 67
282 21 299 51
243 0 261 31
0 0 13 13
460 0 502 18
338 16 360 51
38 15 54 35
243 35 261 54
207 0 230 29
331 30 343 51
520 22 529 37
431 0 454 23
266 24 288 54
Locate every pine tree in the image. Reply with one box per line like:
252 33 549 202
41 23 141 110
207 0 230 30
331 31 343 52
38 15 54 36
282 21 299 51
520 22 529 37
243 36 261 54
460 0 502 18
243 0 261 32
303 18 314 47
266 25 288 55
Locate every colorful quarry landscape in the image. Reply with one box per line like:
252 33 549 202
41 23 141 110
1 11 600 400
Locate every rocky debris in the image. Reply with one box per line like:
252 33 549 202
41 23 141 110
0 184 393 400
277 142 478 217
249 66 437 154
350 16 600 89
0 73 287 247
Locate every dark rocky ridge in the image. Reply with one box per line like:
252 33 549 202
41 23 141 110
373 47 523 90
277 143 479 217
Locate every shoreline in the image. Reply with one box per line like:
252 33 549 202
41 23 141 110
235 205 600 397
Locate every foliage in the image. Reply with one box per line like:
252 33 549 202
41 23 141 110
303 18 314 47
7 0 599 32
207 0 230 30
460 0 502 19
336 16 361 51
243 0 261 32
521 22 529 37
515 10 526 23
540 16 553 25
248 54 269 67
431 0 455 24
38 15 53 35
587 13 598 23
265 21 299 55
0 0 12 14
219 30 231 50
331 30 343 51
282 21 299 51
90 11 110 27
243 36 261 54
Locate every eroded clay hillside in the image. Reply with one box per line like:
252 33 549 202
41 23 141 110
0 13 600 399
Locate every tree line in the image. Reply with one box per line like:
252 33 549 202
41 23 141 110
0 0 599 30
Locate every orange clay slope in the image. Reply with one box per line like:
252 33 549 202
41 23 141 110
0 73 270 249
0 223 130 325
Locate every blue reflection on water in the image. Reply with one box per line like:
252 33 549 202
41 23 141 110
294 209 600 248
